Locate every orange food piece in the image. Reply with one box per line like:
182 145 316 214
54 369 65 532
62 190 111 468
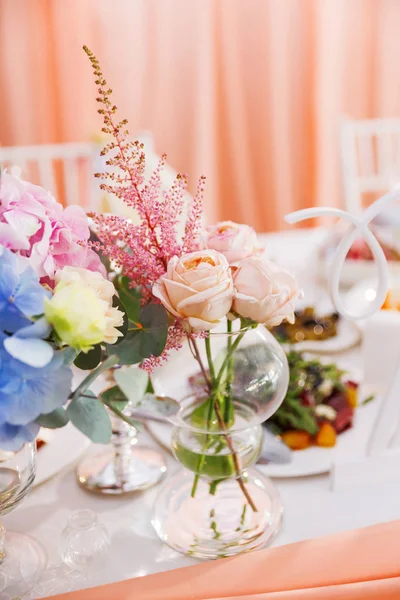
281 430 312 450
315 422 337 447
382 289 400 311
381 292 391 310
345 384 358 408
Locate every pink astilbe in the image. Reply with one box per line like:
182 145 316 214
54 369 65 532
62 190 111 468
84 46 205 360
182 175 206 253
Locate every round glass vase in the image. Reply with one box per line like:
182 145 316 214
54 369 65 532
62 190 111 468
0 442 47 597
152 323 289 559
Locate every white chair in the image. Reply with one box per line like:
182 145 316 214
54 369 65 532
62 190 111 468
340 117 400 215
0 142 101 210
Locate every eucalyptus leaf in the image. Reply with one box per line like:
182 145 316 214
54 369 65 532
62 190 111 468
140 303 169 350
114 366 148 407
74 345 102 370
107 303 168 365
62 347 77 366
113 275 131 293
106 332 142 365
100 385 129 412
36 407 70 429
134 393 180 420
118 288 141 323
67 391 112 444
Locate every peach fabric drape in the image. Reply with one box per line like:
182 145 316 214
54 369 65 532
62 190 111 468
49 520 400 599
1 0 400 231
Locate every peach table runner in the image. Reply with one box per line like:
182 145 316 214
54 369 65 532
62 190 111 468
49 520 400 600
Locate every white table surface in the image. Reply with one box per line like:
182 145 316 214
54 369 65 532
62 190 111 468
7 228 400 598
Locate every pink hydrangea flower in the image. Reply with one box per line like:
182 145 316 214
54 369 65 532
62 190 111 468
0 172 105 281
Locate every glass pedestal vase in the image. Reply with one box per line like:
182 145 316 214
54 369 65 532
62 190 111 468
77 406 167 495
151 323 288 559
152 421 283 559
0 442 47 597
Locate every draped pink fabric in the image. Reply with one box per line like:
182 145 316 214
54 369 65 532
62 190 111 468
1 0 400 231
48 520 400 599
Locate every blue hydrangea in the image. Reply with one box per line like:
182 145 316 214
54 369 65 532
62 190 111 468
0 245 50 333
0 246 72 451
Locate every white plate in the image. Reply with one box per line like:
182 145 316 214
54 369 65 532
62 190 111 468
34 424 90 487
282 317 361 354
146 386 381 478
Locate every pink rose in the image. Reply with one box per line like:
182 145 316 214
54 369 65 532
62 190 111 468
232 257 299 326
204 221 261 264
153 249 233 331
0 172 105 280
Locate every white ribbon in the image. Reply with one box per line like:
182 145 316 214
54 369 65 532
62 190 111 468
284 190 400 320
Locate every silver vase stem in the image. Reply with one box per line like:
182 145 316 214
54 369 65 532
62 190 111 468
109 406 138 484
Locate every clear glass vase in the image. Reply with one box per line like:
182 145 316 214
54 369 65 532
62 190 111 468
0 442 47 597
152 323 289 559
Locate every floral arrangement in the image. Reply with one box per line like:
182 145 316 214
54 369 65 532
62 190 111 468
82 47 300 504
0 170 128 450
83 47 298 359
0 46 299 516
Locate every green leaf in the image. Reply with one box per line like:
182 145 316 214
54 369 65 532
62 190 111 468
136 302 169 357
74 345 102 370
67 391 112 444
118 288 141 323
146 377 155 394
72 355 119 400
114 366 148 406
61 347 77 366
100 385 129 412
36 407 70 429
106 332 142 365
114 276 141 324
135 393 180 419
113 275 132 293
108 303 168 365
362 394 375 405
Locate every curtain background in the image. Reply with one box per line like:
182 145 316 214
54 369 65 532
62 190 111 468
1 0 400 231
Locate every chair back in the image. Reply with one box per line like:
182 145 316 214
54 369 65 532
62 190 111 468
0 142 101 210
340 117 400 215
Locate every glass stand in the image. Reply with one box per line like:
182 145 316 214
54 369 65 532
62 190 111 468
0 526 47 598
76 411 167 495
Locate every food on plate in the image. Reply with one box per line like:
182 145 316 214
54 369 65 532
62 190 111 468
188 346 364 452
266 351 362 450
344 380 358 408
281 430 311 450
381 287 400 311
315 422 336 447
271 307 340 343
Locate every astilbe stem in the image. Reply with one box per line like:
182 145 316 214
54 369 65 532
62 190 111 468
83 46 206 365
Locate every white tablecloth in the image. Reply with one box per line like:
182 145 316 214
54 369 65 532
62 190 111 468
7 229 400 598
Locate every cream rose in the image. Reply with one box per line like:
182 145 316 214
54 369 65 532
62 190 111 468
51 266 124 346
232 257 299 326
204 221 261 264
153 250 233 331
